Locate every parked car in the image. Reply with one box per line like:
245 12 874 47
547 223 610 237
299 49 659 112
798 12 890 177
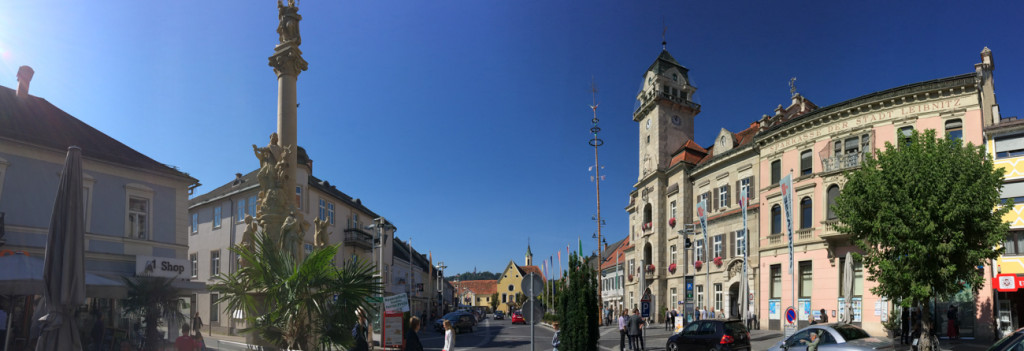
510 311 526 324
987 328 1024 351
494 311 505 320
433 311 477 333
767 323 898 351
667 319 751 351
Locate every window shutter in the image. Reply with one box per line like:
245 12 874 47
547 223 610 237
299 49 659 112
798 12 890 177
747 177 756 199
721 234 728 259
730 232 736 258
713 188 719 211
725 185 731 207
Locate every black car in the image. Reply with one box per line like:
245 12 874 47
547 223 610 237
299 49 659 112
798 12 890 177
433 311 476 334
494 311 505 320
667 319 751 351
988 328 1024 351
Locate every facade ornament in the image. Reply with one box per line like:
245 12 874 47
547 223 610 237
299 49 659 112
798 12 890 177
276 0 301 46
313 217 330 247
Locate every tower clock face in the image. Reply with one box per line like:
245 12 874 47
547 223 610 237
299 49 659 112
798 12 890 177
672 116 681 126
646 119 651 130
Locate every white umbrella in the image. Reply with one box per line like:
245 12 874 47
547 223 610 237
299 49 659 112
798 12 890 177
842 252 854 323
35 146 87 350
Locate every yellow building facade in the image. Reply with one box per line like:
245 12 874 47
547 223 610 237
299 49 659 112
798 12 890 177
987 115 1024 336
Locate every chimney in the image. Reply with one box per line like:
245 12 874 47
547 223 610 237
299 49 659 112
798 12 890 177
16 66 34 98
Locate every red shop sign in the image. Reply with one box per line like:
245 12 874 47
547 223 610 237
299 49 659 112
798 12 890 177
993 274 1024 292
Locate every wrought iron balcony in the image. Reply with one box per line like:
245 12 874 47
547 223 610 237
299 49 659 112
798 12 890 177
821 152 867 173
343 228 374 250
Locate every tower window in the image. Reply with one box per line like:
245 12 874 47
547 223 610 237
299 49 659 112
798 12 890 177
672 73 678 82
647 135 650 144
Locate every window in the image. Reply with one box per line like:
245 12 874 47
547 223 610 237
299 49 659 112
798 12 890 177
327 203 335 224
191 213 198 234
946 119 963 140
353 214 360 229
670 201 677 219
718 185 729 209
508 284 514 292
834 140 842 157
800 197 813 229
861 134 871 156
845 137 859 154
319 198 327 221
128 197 149 239
1004 231 1024 255
696 285 704 308
670 245 677 263
213 207 221 229
995 134 1024 159
770 264 782 299
295 186 303 209
771 205 782 234
210 250 220 276
210 293 219 322
670 288 677 304
899 126 914 145
237 199 246 222
502 293 507 303
798 261 812 298
695 239 704 262
248 195 258 217
190 253 198 278
714 283 723 311
827 185 841 220
672 73 678 82
739 177 751 201
771 160 781 184
800 150 812 175
713 235 723 258
735 230 745 257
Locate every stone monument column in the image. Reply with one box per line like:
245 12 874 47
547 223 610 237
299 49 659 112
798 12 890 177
269 0 308 208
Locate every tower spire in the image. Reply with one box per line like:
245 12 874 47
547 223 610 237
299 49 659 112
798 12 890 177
662 19 667 50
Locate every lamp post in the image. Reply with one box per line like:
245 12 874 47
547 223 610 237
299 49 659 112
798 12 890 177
436 262 446 317
367 217 394 337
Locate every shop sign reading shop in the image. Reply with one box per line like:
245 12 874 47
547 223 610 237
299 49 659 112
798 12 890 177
136 255 191 279
766 97 965 154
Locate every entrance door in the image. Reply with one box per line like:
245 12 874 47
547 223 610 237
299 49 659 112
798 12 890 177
729 283 740 319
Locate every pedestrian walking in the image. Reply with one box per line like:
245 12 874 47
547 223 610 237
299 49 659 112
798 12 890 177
819 308 828 324
551 321 561 351
406 316 424 351
192 312 203 337
618 310 628 351
694 306 701 321
628 308 645 351
901 307 911 344
175 324 201 351
664 310 671 330
352 309 370 351
443 319 455 351
947 305 959 340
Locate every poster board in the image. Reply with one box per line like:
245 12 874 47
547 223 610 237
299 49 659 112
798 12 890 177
382 311 404 349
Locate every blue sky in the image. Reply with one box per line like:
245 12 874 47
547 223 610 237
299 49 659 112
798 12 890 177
1 1 1022 275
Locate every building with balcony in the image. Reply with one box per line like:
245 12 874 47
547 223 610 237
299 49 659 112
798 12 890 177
689 122 761 321
985 115 1024 337
187 157 394 336
0 67 200 345
754 48 999 338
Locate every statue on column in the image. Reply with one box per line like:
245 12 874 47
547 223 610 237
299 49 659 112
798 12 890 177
277 0 301 46
313 217 330 247
252 133 299 248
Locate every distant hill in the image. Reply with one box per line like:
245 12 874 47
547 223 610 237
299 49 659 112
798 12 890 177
448 271 500 281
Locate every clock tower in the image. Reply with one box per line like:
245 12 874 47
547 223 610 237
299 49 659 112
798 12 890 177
635 49 700 180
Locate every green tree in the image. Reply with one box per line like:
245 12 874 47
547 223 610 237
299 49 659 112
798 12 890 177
212 231 380 350
833 129 1009 351
120 276 187 351
557 254 599 351
490 292 499 312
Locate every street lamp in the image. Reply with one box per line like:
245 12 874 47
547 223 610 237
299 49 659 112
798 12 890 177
435 262 446 317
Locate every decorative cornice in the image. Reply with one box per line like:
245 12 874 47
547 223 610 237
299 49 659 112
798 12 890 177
269 45 308 77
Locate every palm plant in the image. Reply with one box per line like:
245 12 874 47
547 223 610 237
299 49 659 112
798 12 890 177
212 230 380 350
121 276 187 350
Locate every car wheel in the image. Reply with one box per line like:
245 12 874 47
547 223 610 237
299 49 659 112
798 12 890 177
667 341 679 351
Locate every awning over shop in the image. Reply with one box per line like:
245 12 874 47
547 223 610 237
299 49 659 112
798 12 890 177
0 253 125 298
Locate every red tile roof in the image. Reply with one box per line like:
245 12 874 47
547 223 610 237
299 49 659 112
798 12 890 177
600 236 630 271
518 265 545 281
456 280 497 296
670 139 708 167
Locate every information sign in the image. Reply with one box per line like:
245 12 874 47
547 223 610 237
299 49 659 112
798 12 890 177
382 311 404 348
384 293 410 312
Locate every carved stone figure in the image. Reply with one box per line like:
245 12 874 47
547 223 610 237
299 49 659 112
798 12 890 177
281 211 308 259
241 215 258 248
313 217 330 247
277 0 301 46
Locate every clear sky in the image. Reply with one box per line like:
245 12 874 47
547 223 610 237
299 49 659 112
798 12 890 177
1 1 1022 276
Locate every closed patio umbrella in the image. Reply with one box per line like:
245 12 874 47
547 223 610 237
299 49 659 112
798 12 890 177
35 146 86 350
842 251 854 323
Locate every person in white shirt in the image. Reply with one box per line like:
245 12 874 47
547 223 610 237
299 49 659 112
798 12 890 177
443 319 455 351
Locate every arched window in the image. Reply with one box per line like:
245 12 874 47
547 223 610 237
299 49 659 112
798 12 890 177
771 205 781 234
643 204 652 225
946 119 963 140
827 185 841 219
800 197 813 229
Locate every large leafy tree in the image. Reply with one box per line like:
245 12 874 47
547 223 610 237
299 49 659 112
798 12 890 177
121 276 187 350
557 254 599 350
834 129 1008 351
212 231 380 350
490 292 499 312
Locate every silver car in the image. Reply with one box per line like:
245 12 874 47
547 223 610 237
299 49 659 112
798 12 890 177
768 324 903 351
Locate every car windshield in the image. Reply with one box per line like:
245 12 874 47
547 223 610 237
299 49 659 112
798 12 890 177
987 333 1024 351
833 325 870 342
723 321 748 336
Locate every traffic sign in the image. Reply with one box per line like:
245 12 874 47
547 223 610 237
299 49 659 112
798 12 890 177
521 297 544 325
522 273 544 297
785 306 796 324
640 301 651 318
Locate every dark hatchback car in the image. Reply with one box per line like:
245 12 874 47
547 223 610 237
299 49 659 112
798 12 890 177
433 311 476 333
667 319 751 351
988 328 1024 351
494 311 505 320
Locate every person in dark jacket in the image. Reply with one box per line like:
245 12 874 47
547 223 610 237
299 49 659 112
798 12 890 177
405 316 424 351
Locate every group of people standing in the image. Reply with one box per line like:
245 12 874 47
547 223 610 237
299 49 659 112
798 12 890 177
617 309 647 351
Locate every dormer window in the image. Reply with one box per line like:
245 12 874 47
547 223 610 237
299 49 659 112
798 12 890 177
672 73 678 82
